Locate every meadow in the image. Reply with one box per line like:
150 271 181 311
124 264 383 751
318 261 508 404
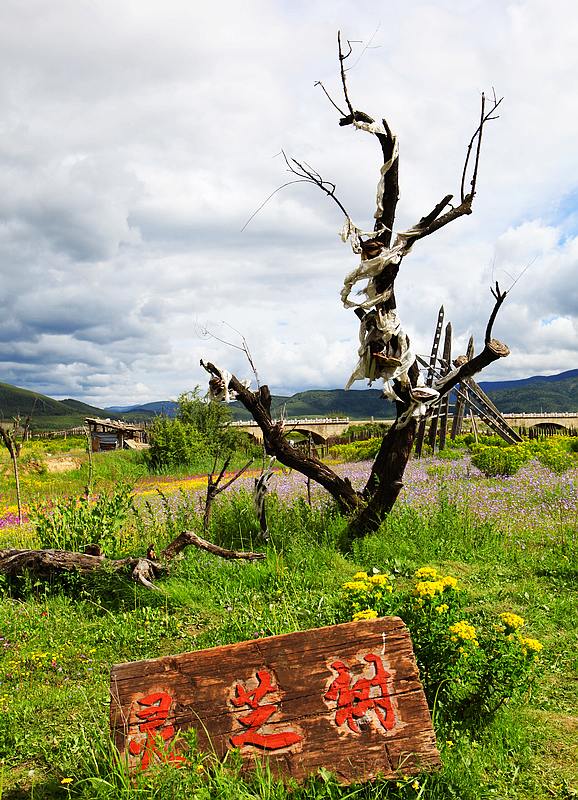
0 439 576 799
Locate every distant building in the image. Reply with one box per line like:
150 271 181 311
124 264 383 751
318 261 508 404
85 418 148 452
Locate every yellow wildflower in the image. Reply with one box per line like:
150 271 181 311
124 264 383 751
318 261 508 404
437 604 449 614
343 581 369 592
519 636 543 655
415 566 438 579
449 621 478 646
368 574 390 587
412 779 420 790
352 571 369 580
352 609 378 621
414 580 445 598
446 740 454 747
60 778 73 785
441 575 458 589
499 612 525 630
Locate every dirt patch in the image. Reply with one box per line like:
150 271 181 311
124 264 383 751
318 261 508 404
45 456 81 473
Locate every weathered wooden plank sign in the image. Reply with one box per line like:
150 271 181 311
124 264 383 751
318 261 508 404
110 617 440 784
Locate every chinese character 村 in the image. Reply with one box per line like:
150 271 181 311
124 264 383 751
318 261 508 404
324 653 396 733
230 669 302 750
128 691 187 770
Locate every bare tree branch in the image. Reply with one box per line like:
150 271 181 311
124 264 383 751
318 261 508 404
161 531 264 563
281 150 351 220
200 360 363 514
485 281 508 344
314 80 346 116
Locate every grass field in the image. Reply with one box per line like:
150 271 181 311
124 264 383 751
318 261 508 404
0 450 576 799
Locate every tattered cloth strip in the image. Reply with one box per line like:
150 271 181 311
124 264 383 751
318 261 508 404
347 309 404 390
352 120 400 220
340 218 386 255
207 366 250 403
396 385 440 429
340 225 421 309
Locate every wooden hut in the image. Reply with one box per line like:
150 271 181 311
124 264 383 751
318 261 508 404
85 418 148 453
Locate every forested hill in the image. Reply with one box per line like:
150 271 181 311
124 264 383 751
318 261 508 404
109 369 578 420
2 368 576 429
480 369 578 413
0 382 154 430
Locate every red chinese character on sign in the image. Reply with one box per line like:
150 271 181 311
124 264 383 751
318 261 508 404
128 691 187 770
230 669 302 750
324 653 396 733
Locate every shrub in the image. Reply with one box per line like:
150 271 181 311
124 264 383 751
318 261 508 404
462 433 510 448
336 566 543 725
529 438 577 473
471 445 529 477
145 417 208 471
30 484 135 556
177 388 240 456
329 437 381 461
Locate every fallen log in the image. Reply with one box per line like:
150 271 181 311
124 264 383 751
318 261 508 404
0 531 265 589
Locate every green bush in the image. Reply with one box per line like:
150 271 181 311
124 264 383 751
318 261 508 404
470 445 530 477
177 388 240 456
462 433 510 448
144 417 208 471
329 437 382 461
529 438 577 473
336 566 543 724
30 484 135 556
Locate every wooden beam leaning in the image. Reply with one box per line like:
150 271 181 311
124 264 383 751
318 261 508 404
414 306 444 458
428 322 452 453
438 323 453 452
110 618 440 784
450 335 473 440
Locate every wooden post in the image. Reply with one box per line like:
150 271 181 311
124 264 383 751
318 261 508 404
450 335 473 440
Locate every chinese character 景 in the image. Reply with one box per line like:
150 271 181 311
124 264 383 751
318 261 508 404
128 691 187 770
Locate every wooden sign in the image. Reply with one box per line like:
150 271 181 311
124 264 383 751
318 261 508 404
110 617 440 784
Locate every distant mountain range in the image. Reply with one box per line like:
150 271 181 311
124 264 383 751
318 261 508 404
1 369 576 431
0 382 154 431
107 368 578 420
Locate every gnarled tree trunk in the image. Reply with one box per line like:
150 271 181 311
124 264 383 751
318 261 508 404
203 35 509 540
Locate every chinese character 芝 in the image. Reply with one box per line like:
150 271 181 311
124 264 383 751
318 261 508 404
128 691 187 770
230 669 302 750
324 653 396 733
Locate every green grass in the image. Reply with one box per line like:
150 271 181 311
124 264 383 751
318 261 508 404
0 469 577 799
0 445 259 514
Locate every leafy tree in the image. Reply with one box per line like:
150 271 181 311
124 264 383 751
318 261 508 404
145 416 208 471
176 388 240 457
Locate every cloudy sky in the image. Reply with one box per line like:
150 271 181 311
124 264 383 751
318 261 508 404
1 0 577 407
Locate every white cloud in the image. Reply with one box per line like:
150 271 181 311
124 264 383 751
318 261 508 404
0 0 577 405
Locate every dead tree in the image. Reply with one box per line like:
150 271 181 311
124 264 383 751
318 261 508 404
203 455 253 531
0 530 265 590
0 415 31 524
202 34 509 539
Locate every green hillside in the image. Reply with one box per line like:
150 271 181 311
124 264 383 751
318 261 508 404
0 383 153 431
229 389 396 421
2 367 576 432
485 375 578 413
